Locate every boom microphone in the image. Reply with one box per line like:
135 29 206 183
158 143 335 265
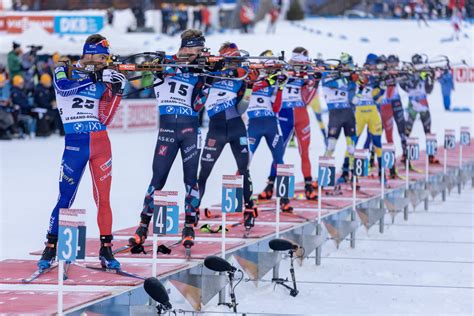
269 239 298 252
144 277 172 310
204 256 237 273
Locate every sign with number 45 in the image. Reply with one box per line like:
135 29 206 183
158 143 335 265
57 209 86 262
153 191 179 235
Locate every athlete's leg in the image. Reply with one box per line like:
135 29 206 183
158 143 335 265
141 122 180 219
47 135 89 236
198 120 226 203
270 108 293 179
179 121 201 226
381 103 394 144
89 131 113 236
228 118 253 205
294 106 312 180
405 102 418 137
391 99 407 153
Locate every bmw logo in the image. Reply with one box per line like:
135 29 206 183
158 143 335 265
166 106 175 114
73 123 84 132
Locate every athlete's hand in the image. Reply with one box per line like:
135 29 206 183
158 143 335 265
101 69 127 94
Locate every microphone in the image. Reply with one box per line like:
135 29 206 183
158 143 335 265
144 277 172 310
204 256 237 273
269 239 298 252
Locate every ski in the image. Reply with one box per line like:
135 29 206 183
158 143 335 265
22 263 58 283
81 264 145 280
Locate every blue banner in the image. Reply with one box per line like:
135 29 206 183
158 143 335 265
54 16 104 35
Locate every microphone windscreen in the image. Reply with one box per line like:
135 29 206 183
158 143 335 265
144 277 169 305
269 238 296 251
204 255 234 272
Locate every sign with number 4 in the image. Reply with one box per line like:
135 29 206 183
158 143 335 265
57 209 86 262
354 149 369 177
153 191 179 235
382 144 396 169
406 138 420 161
444 129 456 150
276 164 295 198
460 127 470 146
318 157 336 187
426 134 437 156
221 175 243 213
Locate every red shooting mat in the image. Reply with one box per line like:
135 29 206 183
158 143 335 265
0 290 111 315
31 239 245 260
114 222 295 238
0 259 187 286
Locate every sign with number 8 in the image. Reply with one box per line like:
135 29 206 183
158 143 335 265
354 150 369 177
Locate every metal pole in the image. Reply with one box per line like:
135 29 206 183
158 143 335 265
316 184 322 265
58 260 64 316
152 233 157 277
351 175 356 248
380 166 385 233
221 212 226 258
404 156 409 221
276 197 280 238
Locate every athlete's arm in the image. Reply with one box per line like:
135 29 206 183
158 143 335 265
99 85 122 125
53 64 95 97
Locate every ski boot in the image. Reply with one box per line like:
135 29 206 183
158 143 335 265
303 178 317 200
429 155 440 164
258 181 274 200
37 234 58 271
243 201 258 231
99 235 121 269
280 197 294 213
129 215 151 254
389 166 398 179
182 225 195 257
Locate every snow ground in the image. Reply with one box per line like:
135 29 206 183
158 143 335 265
187 186 473 315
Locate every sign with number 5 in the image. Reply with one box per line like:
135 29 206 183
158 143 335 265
221 175 243 213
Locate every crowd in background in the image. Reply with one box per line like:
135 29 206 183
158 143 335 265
367 0 467 19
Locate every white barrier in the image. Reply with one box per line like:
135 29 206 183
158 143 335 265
109 99 158 132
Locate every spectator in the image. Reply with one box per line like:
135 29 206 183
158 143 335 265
240 2 255 34
267 7 279 34
201 5 211 34
10 75 35 137
0 67 14 140
34 73 62 135
7 42 23 79
193 5 202 30
438 69 455 111
161 4 172 34
107 7 115 25
178 4 189 32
